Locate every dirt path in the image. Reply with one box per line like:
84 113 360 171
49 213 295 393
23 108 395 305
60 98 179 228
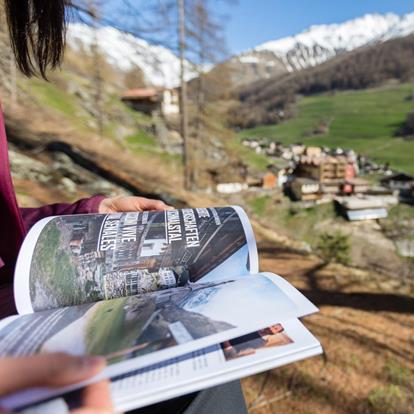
242 243 414 414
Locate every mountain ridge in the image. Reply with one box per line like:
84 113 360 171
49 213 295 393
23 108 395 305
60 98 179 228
229 12 414 86
67 12 414 89
230 33 414 128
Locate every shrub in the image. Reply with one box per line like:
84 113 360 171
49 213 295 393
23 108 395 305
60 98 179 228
316 231 350 265
367 385 404 414
383 359 412 387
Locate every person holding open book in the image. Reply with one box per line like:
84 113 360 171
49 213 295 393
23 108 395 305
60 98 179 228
0 1 248 413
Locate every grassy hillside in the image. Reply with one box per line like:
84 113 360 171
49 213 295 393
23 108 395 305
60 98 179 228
231 34 414 128
240 83 414 174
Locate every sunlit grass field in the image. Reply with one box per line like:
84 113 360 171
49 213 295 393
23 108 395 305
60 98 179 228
240 83 414 174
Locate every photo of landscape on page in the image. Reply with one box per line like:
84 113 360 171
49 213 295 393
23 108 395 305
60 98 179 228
2 273 316 367
14 206 258 313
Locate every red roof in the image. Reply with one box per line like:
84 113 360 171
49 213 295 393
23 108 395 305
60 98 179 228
121 88 159 100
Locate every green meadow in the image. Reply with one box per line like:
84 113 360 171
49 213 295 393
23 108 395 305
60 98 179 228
240 83 414 174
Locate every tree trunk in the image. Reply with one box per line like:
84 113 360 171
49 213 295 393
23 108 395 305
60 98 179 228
178 0 191 190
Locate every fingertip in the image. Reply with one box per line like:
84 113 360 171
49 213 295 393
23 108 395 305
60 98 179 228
79 380 113 412
158 201 175 210
153 201 168 210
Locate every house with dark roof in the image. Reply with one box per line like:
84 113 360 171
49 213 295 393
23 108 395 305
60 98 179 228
121 88 179 116
380 173 414 192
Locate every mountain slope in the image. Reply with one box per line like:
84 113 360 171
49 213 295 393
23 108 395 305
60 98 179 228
230 12 414 86
230 34 414 128
239 83 414 175
67 23 193 88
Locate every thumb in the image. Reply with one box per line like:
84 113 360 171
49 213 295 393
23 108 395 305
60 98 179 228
0 354 105 396
71 380 114 414
133 197 173 211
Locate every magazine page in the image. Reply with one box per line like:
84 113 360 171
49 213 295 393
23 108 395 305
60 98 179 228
12 319 322 413
0 273 318 410
14 206 258 314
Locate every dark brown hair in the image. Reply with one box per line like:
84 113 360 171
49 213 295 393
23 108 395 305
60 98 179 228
4 0 68 78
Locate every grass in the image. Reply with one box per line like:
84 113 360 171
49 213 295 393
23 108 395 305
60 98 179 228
380 204 414 241
126 130 157 147
247 195 339 246
239 83 414 174
387 203 414 221
85 297 156 361
226 136 270 171
23 78 79 119
248 195 271 216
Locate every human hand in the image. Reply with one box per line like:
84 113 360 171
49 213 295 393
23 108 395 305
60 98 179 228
0 353 113 414
99 196 173 214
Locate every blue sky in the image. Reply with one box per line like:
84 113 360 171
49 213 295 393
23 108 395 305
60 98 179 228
217 0 414 53
100 1 414 54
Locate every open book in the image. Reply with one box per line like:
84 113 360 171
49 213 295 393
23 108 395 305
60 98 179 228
0 206 322 412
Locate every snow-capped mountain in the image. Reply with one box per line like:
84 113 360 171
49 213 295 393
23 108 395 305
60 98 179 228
67 23 193 88
231 12 414 85
67 13 414 89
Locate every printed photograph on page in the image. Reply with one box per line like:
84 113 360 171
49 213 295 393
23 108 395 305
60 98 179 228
28 207 253 311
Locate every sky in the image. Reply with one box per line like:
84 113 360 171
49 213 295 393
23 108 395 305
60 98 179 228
100 0 414 54
216 0 414 53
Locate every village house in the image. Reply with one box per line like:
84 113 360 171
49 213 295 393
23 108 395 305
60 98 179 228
262 171 277 190
161 88 180 115
121 87 179 116
305 146 322 158
290 177 321 201
265 163 292 189
398 183 414 204
365 186 396 196
265 141 278 156
216 182 248 194
281 148 293 160
380 173 414 192
335 196 389 221
320 181 342 195
295 155 347 183
342 178 370 195
291 144 306 157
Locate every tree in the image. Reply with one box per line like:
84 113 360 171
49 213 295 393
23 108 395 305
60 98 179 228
124 67 147 89
70 0 233 189
88 0 104 138
316 231 351 265
181 0 231 189
177 0 191 189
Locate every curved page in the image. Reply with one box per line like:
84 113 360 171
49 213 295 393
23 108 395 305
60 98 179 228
0 273 317 410
5 319 322 413
14 206 258 314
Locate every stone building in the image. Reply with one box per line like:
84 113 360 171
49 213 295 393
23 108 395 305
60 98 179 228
121 88 179 116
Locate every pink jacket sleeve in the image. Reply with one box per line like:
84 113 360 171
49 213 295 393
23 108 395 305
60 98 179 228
20 195 106 231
